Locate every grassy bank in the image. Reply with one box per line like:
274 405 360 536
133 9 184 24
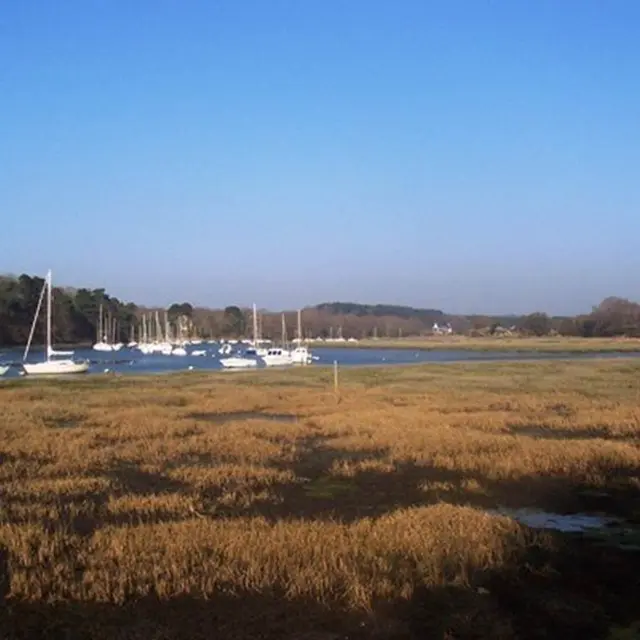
1 362 640 639
313 335 640 352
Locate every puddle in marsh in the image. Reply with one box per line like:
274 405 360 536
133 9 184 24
188 411 298 425
490 507 619 532
492 507 640 550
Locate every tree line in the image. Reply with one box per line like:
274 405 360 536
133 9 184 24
1 273 639 346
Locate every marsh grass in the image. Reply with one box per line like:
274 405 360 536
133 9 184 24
1 361 640 638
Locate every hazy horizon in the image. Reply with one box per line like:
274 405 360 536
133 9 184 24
2 1 639 316
0 270 615 317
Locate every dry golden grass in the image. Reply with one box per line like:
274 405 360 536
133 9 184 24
1 361 640 639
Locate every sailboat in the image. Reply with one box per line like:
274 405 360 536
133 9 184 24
93 304 114 352
127 321 137 348
291 309 314 365
0 365 9 377
23 270 90 375
220 304 259 368
262 313 294 367
244 304 268 356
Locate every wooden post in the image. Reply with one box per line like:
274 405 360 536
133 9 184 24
333 360 339 395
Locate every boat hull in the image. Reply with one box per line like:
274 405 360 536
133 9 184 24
0 365 9 376
220 357 257 369
262 356 294 367
291 348 313 365
23 360 89 375
92 342 114 352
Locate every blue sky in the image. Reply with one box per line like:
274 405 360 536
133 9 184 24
2 1 639 314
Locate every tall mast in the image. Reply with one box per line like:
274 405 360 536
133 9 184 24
297 309 302 343
281 313 286 349
98 303 103 342
23 274 47 362
252 303 258 345
46 270 52 362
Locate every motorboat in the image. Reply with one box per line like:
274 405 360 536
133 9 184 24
291 346 313 365
220 356 257 368
262 348 293 367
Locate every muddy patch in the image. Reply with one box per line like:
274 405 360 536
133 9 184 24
43 413 86 429
188 411 298 425
509 423 637 441
303 476 357 499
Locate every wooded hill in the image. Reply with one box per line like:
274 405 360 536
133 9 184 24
0 273 638 346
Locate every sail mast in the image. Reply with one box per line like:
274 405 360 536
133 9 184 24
281 313 286 349
46 270 52 362
23 275 47 362
252 303 258 346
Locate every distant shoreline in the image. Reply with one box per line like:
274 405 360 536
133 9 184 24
308 336 640 353
3 337 640 355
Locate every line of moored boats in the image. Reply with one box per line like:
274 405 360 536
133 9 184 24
0 271 318 377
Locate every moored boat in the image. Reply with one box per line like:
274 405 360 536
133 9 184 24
22 270 90 376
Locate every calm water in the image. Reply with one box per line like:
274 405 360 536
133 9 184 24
1 344 639 379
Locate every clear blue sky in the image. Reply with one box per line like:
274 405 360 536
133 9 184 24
2 1 639 314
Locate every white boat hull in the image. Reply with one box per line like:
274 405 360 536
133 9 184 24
291 347 313 365
0 365 9 376
93 342 113 352
262 355 294 367
23 360 89 375
220 357 257 369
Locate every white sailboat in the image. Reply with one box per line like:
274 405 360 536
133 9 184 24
93 304 114 352
127 322 138 349
244 304 268 356
220 303 260 368
23 271 90 375
291 309 314 365
262 314 294 367
0 365 9 377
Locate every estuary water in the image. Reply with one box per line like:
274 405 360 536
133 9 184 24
1 344 639 378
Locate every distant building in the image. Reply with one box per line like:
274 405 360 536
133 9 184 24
432 322 453 335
